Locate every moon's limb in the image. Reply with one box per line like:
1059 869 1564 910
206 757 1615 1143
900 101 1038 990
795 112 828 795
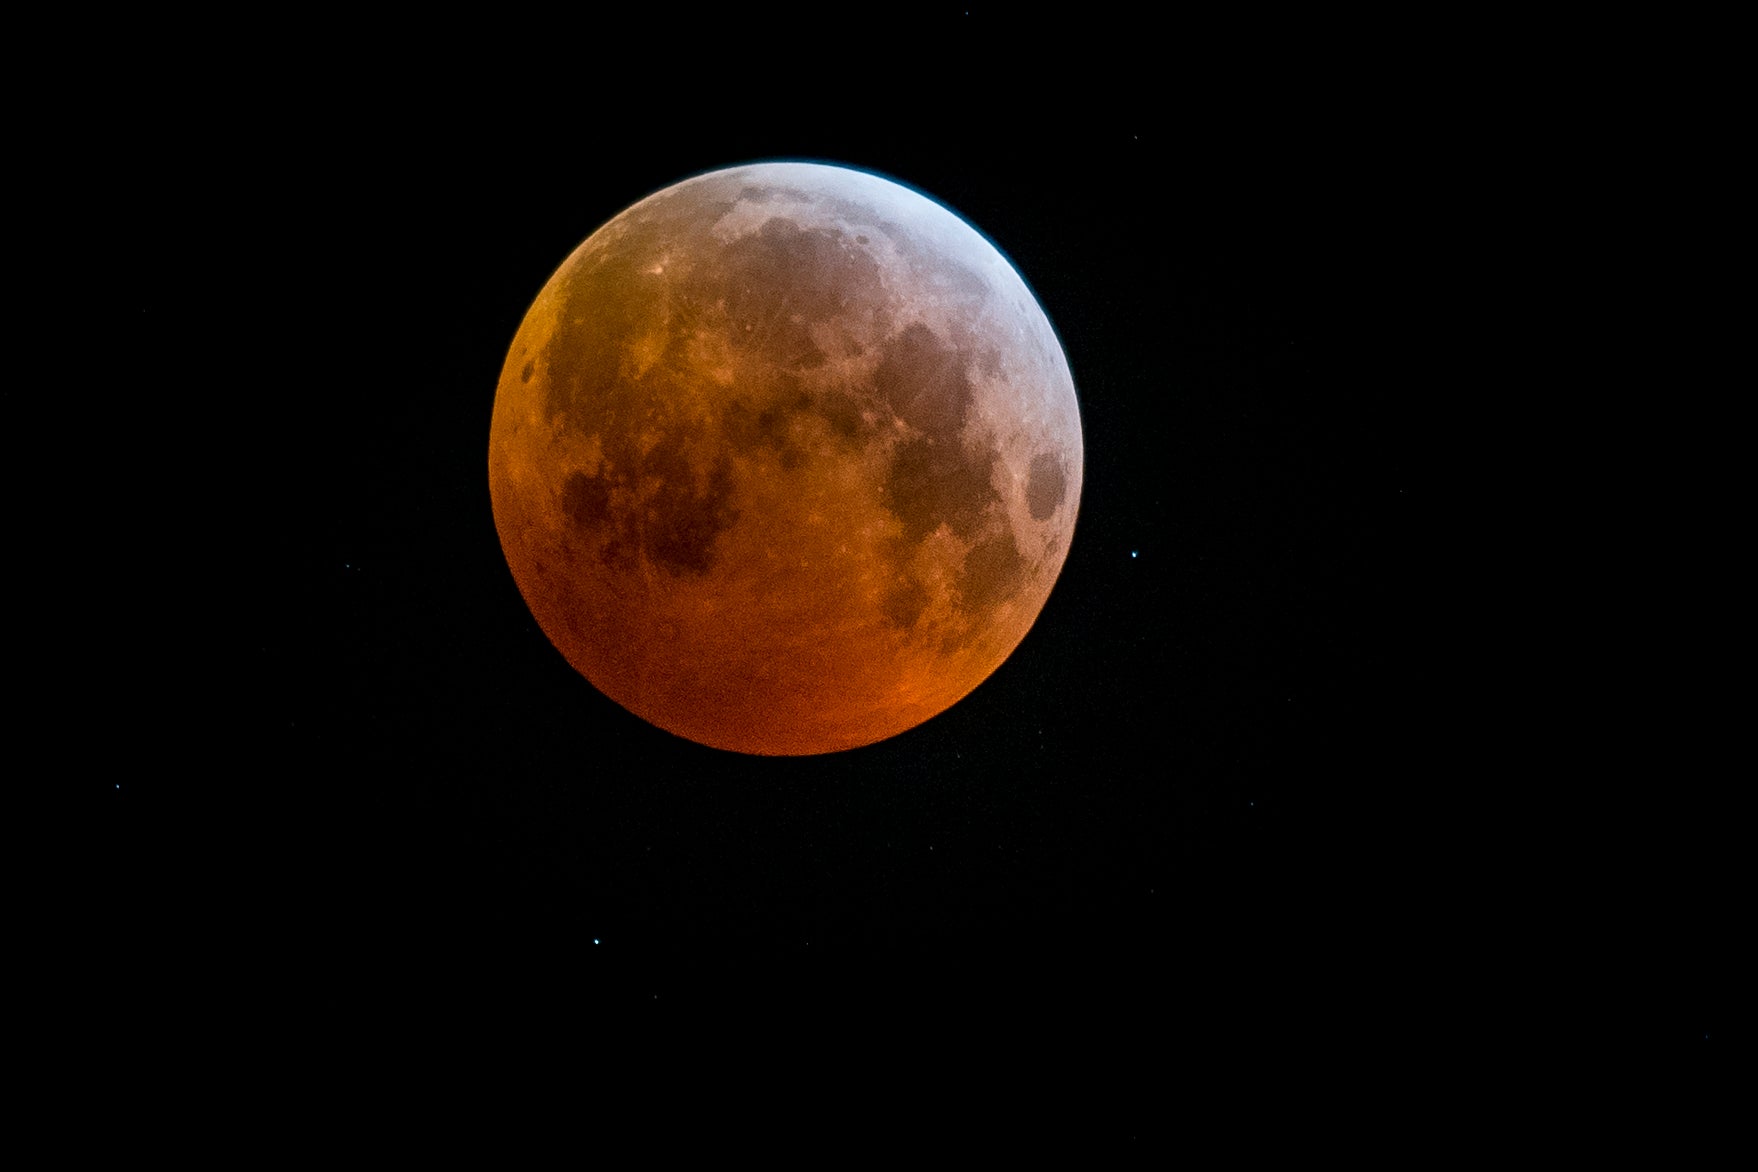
489 163 1081 755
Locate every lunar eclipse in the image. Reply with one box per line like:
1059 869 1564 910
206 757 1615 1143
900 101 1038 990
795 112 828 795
489 163 1082 755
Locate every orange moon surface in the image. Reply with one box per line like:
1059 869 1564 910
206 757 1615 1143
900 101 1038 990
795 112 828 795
488 163 1082 755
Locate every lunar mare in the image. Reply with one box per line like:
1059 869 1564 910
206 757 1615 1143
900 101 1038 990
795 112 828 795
488 163 1082 755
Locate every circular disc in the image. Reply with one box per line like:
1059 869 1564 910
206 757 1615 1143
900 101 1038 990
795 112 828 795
489 163 1082 755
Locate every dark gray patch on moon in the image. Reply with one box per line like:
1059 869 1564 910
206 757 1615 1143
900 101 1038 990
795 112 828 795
723 381 821 471
960 527 1024 613
558 427 739 577
884 435 999 544
718 217 886 369
816 390 864 442
559 468 632 571
561 469 613 529
1025 453 1067 521
882 579 931 630
873 321 1004 545
636 431 739 576
872 322 975 436
521 359 535 383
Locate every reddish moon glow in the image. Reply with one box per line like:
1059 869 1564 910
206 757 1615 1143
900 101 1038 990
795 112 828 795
488 163 1082 755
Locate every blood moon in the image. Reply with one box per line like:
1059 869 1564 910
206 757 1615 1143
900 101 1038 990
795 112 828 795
488 163 1082 755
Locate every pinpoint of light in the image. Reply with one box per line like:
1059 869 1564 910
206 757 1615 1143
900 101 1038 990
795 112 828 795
1131 550 1138 558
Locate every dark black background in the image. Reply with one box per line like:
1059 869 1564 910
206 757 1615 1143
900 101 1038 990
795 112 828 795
81 21 1739 1131
107 24 1459 1075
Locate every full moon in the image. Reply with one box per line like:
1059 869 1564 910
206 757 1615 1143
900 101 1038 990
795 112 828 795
488 162 1082 755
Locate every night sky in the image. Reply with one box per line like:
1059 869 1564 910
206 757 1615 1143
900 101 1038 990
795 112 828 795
112 89 1415 1038
97 29 1728 1085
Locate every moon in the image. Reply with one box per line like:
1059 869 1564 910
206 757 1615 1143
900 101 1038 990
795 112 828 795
488 162 1082 755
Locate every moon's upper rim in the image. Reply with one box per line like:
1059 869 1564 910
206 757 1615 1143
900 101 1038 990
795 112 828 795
611 159 1073 385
